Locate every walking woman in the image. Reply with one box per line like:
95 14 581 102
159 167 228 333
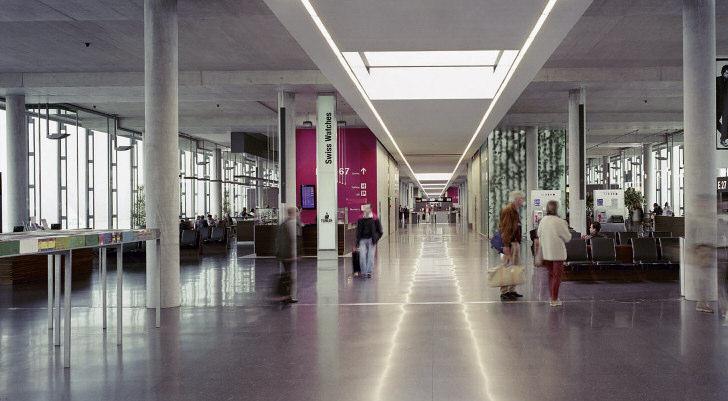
498 191 525 301
536 200 571 307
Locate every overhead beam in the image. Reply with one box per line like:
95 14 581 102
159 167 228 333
0 70 328 89
500 111 682 126
533 66 683 83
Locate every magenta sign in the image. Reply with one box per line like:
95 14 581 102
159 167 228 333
296 128 378 224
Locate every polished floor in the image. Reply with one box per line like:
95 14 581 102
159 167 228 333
1 224 726 401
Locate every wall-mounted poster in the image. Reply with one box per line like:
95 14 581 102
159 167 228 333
529 190 563 231
717 57 728 149
593 189 625 223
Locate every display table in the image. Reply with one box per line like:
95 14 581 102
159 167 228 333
0 228 161 368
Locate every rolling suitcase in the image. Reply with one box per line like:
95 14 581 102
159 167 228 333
352 250 361 274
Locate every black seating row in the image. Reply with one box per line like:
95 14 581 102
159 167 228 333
180 227 227 248
565 237 679 269
599 231 673 245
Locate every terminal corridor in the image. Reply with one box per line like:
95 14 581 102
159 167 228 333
1 225 725 401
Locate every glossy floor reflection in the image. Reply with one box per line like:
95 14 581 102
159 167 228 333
1 224 726 401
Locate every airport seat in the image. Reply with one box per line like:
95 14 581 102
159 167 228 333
180 230 198 248
565 239 591 270
198 226 211 243
210 227 226 243
590 238 620 267
658 237 680 266
631 238 662 268
601 231 617 240
617 231 638 245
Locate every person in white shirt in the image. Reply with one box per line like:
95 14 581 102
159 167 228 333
664 202 674 217
536 200 572 307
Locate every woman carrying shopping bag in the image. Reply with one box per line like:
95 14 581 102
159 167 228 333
494 191 526 301
536 200 571 307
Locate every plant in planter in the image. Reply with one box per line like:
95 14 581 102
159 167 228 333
624 187 644 212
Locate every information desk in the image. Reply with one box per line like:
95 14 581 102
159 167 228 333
0 228 161 368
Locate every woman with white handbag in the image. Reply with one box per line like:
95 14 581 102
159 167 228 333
536 200 571 307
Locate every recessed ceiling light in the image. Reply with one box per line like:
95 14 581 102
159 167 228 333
342 50 518 100
364 50 501 67
415 173 452 181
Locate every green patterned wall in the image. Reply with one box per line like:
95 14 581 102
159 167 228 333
487 129 526 236
538 129 566 191
479 142 489 235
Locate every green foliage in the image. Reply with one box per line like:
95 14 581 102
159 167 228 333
132 185 146 228
538 129 566 191
487 129 526 236
624 187 644 210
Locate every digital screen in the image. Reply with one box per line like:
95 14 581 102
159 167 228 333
301 185 316 209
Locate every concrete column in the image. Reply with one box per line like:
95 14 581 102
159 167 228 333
211 148 222 218
602 156 610 189
525 126 538 232
277 91 296 222
683 0 717 302
144 0 180 308
568 88 587 233
642 144 654 207
3 94 28 232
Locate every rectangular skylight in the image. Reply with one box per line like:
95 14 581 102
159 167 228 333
415 173 452 181
343 50 518 100
363 50 501 67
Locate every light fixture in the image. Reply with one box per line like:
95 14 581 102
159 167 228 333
444 0 559 192
47 125 70 140
337 120 347 127
303 120 313 128
342 50 518 100
415 173 452 181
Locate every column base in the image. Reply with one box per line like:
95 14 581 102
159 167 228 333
317 250 338 260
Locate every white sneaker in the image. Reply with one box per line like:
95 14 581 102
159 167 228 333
549 300 563 307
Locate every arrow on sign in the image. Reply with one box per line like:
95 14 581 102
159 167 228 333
361 168 367 175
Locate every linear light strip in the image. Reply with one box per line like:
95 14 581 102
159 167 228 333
441 0 558 195
299 0 426 194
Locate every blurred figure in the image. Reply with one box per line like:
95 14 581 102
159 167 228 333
631 205 644 232
652 203 663 216
581 221 604 240
275 207 299 303
498 190 525 301
206 214 216 227
664 202 674 217
356 206 383 278
537 200 571 307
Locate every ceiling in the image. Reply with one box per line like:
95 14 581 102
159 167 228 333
502 0 728 159
0 0 360 144
264 0 594 191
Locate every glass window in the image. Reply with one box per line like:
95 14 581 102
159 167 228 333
93 130 109 229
